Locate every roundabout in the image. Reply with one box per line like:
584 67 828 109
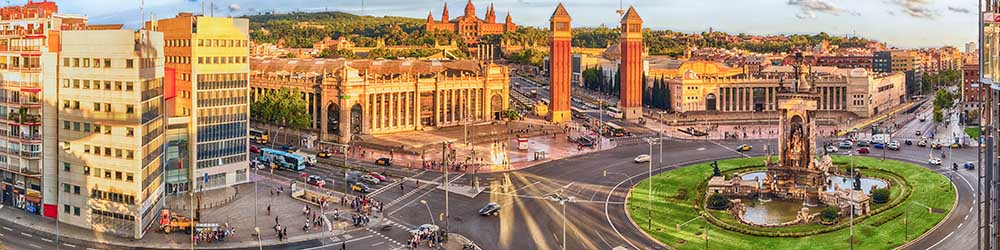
625 156 956 250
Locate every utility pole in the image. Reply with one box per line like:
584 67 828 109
442 141 451 234
850 204 855 250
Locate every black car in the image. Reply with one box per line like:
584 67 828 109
375 158 393 166
856 141 870 147
577 137 595 148
904 139 913 145
478 202 501 216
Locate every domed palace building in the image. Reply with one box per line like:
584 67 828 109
425 0 517 44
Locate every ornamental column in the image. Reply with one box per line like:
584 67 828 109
548 3 572 123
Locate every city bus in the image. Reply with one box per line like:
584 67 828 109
604 122 626 137
249 128 269 144
606 107 622 119
257 148 307 171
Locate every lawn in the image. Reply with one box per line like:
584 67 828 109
627 156 956 250
966 127 981 139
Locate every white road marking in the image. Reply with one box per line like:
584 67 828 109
929 231 954 249
40 238 53 243
2 226 11 231
958 223 964 228
697 147 706 151
372 242 385 247
21 232 32 237
63 243 77 248
595 230 614 250
513 181 541 193
965 214 970 221
28 243 41 248
563 181 576 190
301 235 374 250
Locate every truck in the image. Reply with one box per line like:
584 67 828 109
292 151 317 166
871 134 890 144
159 209 196 234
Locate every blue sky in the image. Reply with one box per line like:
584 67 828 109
53 0 976 49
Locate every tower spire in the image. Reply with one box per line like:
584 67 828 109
442 3 450 22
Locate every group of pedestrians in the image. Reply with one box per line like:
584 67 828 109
302 205 325 231
272 222 288 241
193 224 236 245
406 229 442 249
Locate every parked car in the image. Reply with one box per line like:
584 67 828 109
375 158 393 166
872 142 885 149
856 147 870 154
825 146 839 153
351 183 371 193
736 144 752 152
838 141 853 149
360 175 380 185
306 175 326 187
917 140 928 147
856 141 870 147
950 143 961 149
904 139 913 145
915 130 922 136
634 154 651 163
250 145 260 154
368 172 387 182
316 151 332 158
887 141 900 150
478 202 501 216
928 158 942 166
577 137 596 148
932 143 943 149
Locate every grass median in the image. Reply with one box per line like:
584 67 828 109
627 156 956 250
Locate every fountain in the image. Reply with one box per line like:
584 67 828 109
708 53 875 227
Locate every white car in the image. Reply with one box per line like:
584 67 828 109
360 175 380 185
928 158 942 166
634 154 651 163
825 146 839 153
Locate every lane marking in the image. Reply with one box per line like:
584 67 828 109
958 223 963 229
63 243 77 248
301 235 375 250
595 230 614 250
372 242 385 247
513 181 541 193
928 231 953 249
2 226 11 231
40 238 53 243
21 232 32 237
29 243 41 249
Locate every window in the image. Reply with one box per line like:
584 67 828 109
73 58 79 67
93 58 100 68
64 204 70 213
104 103 111 112
126 105 134 114
63 162 70 172
93 124 101 134
104 170 111 178
63 120 70 129
104 59 111 68
73 207 79 216
104 126 111 134
126 173 134 182
104 81 111 90
63 58 69 66
83 58 90 67
84 145 90 153
126 150 134 160
104 147 110 156
115 81 122 91
83 166 90 175
83 123 90 132
126 59 134 68
115 171 122 180
126 82 134 91
73 101 80 109
72 79 79 88
126 127 134 137
93 103 100 112
73 122 80 131
73 185 80 195
115 149 122 158
63 183 69 192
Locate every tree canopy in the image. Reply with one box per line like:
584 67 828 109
251 87 312 130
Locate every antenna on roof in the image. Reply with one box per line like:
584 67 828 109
616 0 624 16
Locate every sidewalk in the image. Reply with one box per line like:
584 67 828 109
0 177 367 249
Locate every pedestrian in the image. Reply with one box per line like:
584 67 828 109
400 182 404 193
275 215 279 225
267 205 271 216
341 241 346 250
283 227 287 238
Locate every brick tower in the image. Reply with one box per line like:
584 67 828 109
619 6 644 121
548 3 572 123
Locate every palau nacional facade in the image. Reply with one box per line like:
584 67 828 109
249 58 511 143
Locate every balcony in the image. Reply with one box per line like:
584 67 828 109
7 113 40 125
0 161 40 176
0 130 40 143
0 80 40 89
0 97 41 108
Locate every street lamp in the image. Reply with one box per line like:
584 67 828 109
548 192 574 250
644 137 660 229
420 200 436 227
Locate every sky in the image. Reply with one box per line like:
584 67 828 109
50 0 977 49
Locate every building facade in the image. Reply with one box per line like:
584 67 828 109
963 64 981 112
249 58 510 144
56 29 165 239
548 4 571 123
816 55 873 70
425 1 516 44
155 13 250 192
667 61 906 119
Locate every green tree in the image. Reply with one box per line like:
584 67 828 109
509 48 546 67
820 207 839 223
934 89 955 111
871 188 890 204
504 108 520 120
251 87 312 130
318 48 356 59
706 193 730 210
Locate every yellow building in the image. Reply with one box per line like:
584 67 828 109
154 13 250 192
249 58 510 143
890 50 923 74
667 61 907 118
56 28 165 239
